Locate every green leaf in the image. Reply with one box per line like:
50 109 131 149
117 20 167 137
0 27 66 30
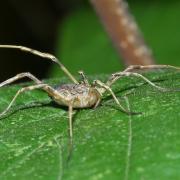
0 70 180 179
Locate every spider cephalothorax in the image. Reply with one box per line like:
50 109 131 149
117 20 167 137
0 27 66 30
52 83 100 108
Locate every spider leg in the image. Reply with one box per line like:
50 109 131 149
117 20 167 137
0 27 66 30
106 65 180 87
0 45 78 84
68 104 73 141
0 72 61 103
94 80 136 115
123 64 180 72
111 72 175 92
0 72 42 88
0 84 51 117
93 98 101 109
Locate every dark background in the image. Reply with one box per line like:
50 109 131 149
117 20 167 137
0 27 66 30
0 0 85 81
0 0 180 82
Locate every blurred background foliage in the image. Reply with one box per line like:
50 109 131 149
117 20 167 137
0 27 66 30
0 0 180 81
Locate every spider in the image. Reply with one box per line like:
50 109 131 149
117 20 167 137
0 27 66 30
0 45 179 140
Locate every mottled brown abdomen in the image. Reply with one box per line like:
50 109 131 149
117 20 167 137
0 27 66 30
50 84 100 108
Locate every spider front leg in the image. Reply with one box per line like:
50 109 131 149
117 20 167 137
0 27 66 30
0 45 78 83
94 80 136 115
0 84 51 117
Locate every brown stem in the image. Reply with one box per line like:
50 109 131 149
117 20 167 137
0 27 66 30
90 0 155 66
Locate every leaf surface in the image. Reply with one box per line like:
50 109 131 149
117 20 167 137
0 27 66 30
0 70 180 180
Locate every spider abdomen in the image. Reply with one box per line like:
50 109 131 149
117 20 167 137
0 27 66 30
51 84 100 108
